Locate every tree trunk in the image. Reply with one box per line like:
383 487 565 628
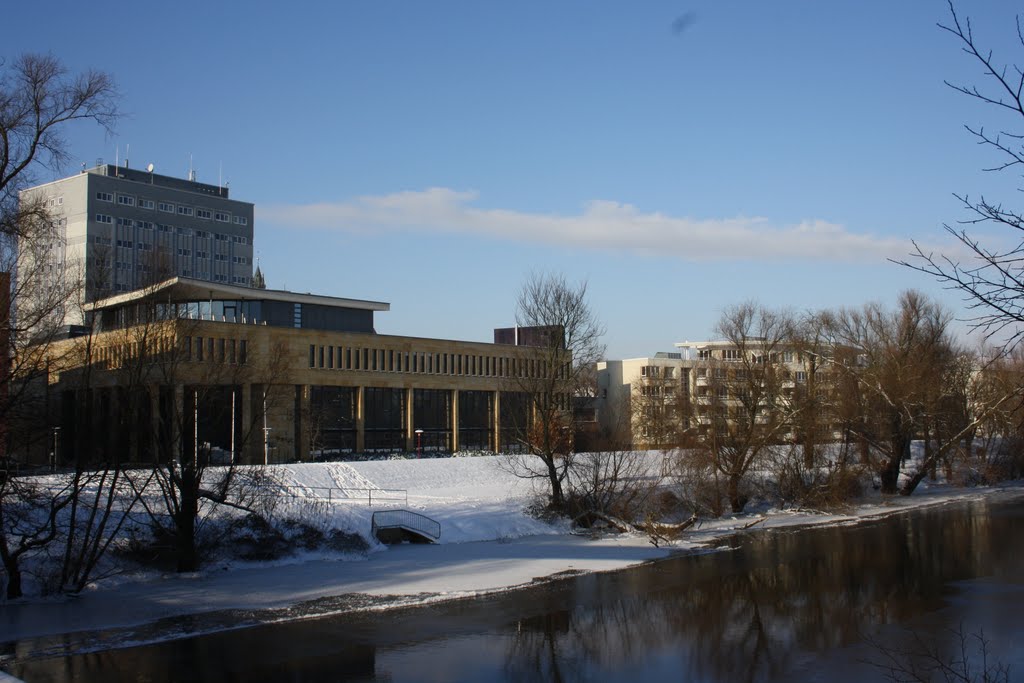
727 473 745 513
0 543 22 600
879 456 901 495
900 469 928 496
176 467 200 572
546 457 564 510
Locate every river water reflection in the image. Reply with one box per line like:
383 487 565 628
10 492 1024 682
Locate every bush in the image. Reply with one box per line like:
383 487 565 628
768 446 866 511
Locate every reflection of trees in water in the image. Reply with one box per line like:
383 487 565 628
504 500 1016 683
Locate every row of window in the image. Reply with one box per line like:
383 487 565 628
96 191 248 225
96 334 178 369
183 336 248 364
98 215 249 244
309 344 557 380
640 365 676 378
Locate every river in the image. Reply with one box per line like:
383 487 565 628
7 491 1024 682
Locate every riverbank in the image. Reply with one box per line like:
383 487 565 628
1 455 1022 661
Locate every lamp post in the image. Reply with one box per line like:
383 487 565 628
415 429 423 459
51 426 60 472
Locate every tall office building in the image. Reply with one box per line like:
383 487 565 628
19 163 254 326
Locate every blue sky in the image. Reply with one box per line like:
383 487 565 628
10 1 1023 358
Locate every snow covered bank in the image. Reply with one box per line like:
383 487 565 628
1 454 1021 659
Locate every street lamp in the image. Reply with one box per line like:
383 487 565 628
415 429 424 459
51 426 61 472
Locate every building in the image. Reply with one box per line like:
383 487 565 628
596 353 691 449
597 340 837 449
37 277 549 465
19 163 254 327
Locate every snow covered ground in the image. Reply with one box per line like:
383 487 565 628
1 453 1021 657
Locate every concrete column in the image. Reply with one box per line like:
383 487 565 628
240 383 252 464
493 390 502 453
405 387 415 452
150 386 161 464
172 383 185 462
355 386 365 453
450 389 459 453
295 385 311 462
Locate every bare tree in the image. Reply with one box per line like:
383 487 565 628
899 3 1024 353
821 291 1013 496
0 54 117 600
687 303 796 513
503 272 605 511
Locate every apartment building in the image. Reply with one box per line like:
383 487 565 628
597 340 835 448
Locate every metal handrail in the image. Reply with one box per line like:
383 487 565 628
371 509 441 541
261 485 407 507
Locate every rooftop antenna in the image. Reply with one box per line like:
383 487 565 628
125 143 130 168
188 153 196 182
218 161 223 191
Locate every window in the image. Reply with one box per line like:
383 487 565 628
232 235 248 244
698 349 712 360
194 230 206 238
159 202 175 213
139 199 154 210
196 208 212 220
117 195 135 206
234 216 248 225
724 349 742 361
293 303 302 328
95 213 113 224
96 191 113 202
214 211 230 222
177 205 194 217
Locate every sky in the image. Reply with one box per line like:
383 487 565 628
8 1 1024 359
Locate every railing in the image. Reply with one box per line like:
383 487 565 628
271 485 408 507
371 509 441 541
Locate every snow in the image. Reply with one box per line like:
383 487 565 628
1 453 1021 660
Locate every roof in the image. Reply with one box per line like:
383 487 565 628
83 277 391 313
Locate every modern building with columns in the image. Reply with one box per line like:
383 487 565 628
39 277 551 465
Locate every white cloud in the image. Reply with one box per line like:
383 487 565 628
258 188 922 263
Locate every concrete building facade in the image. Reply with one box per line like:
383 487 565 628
597 340 834 449
20 163 254 326
39 278 549 465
